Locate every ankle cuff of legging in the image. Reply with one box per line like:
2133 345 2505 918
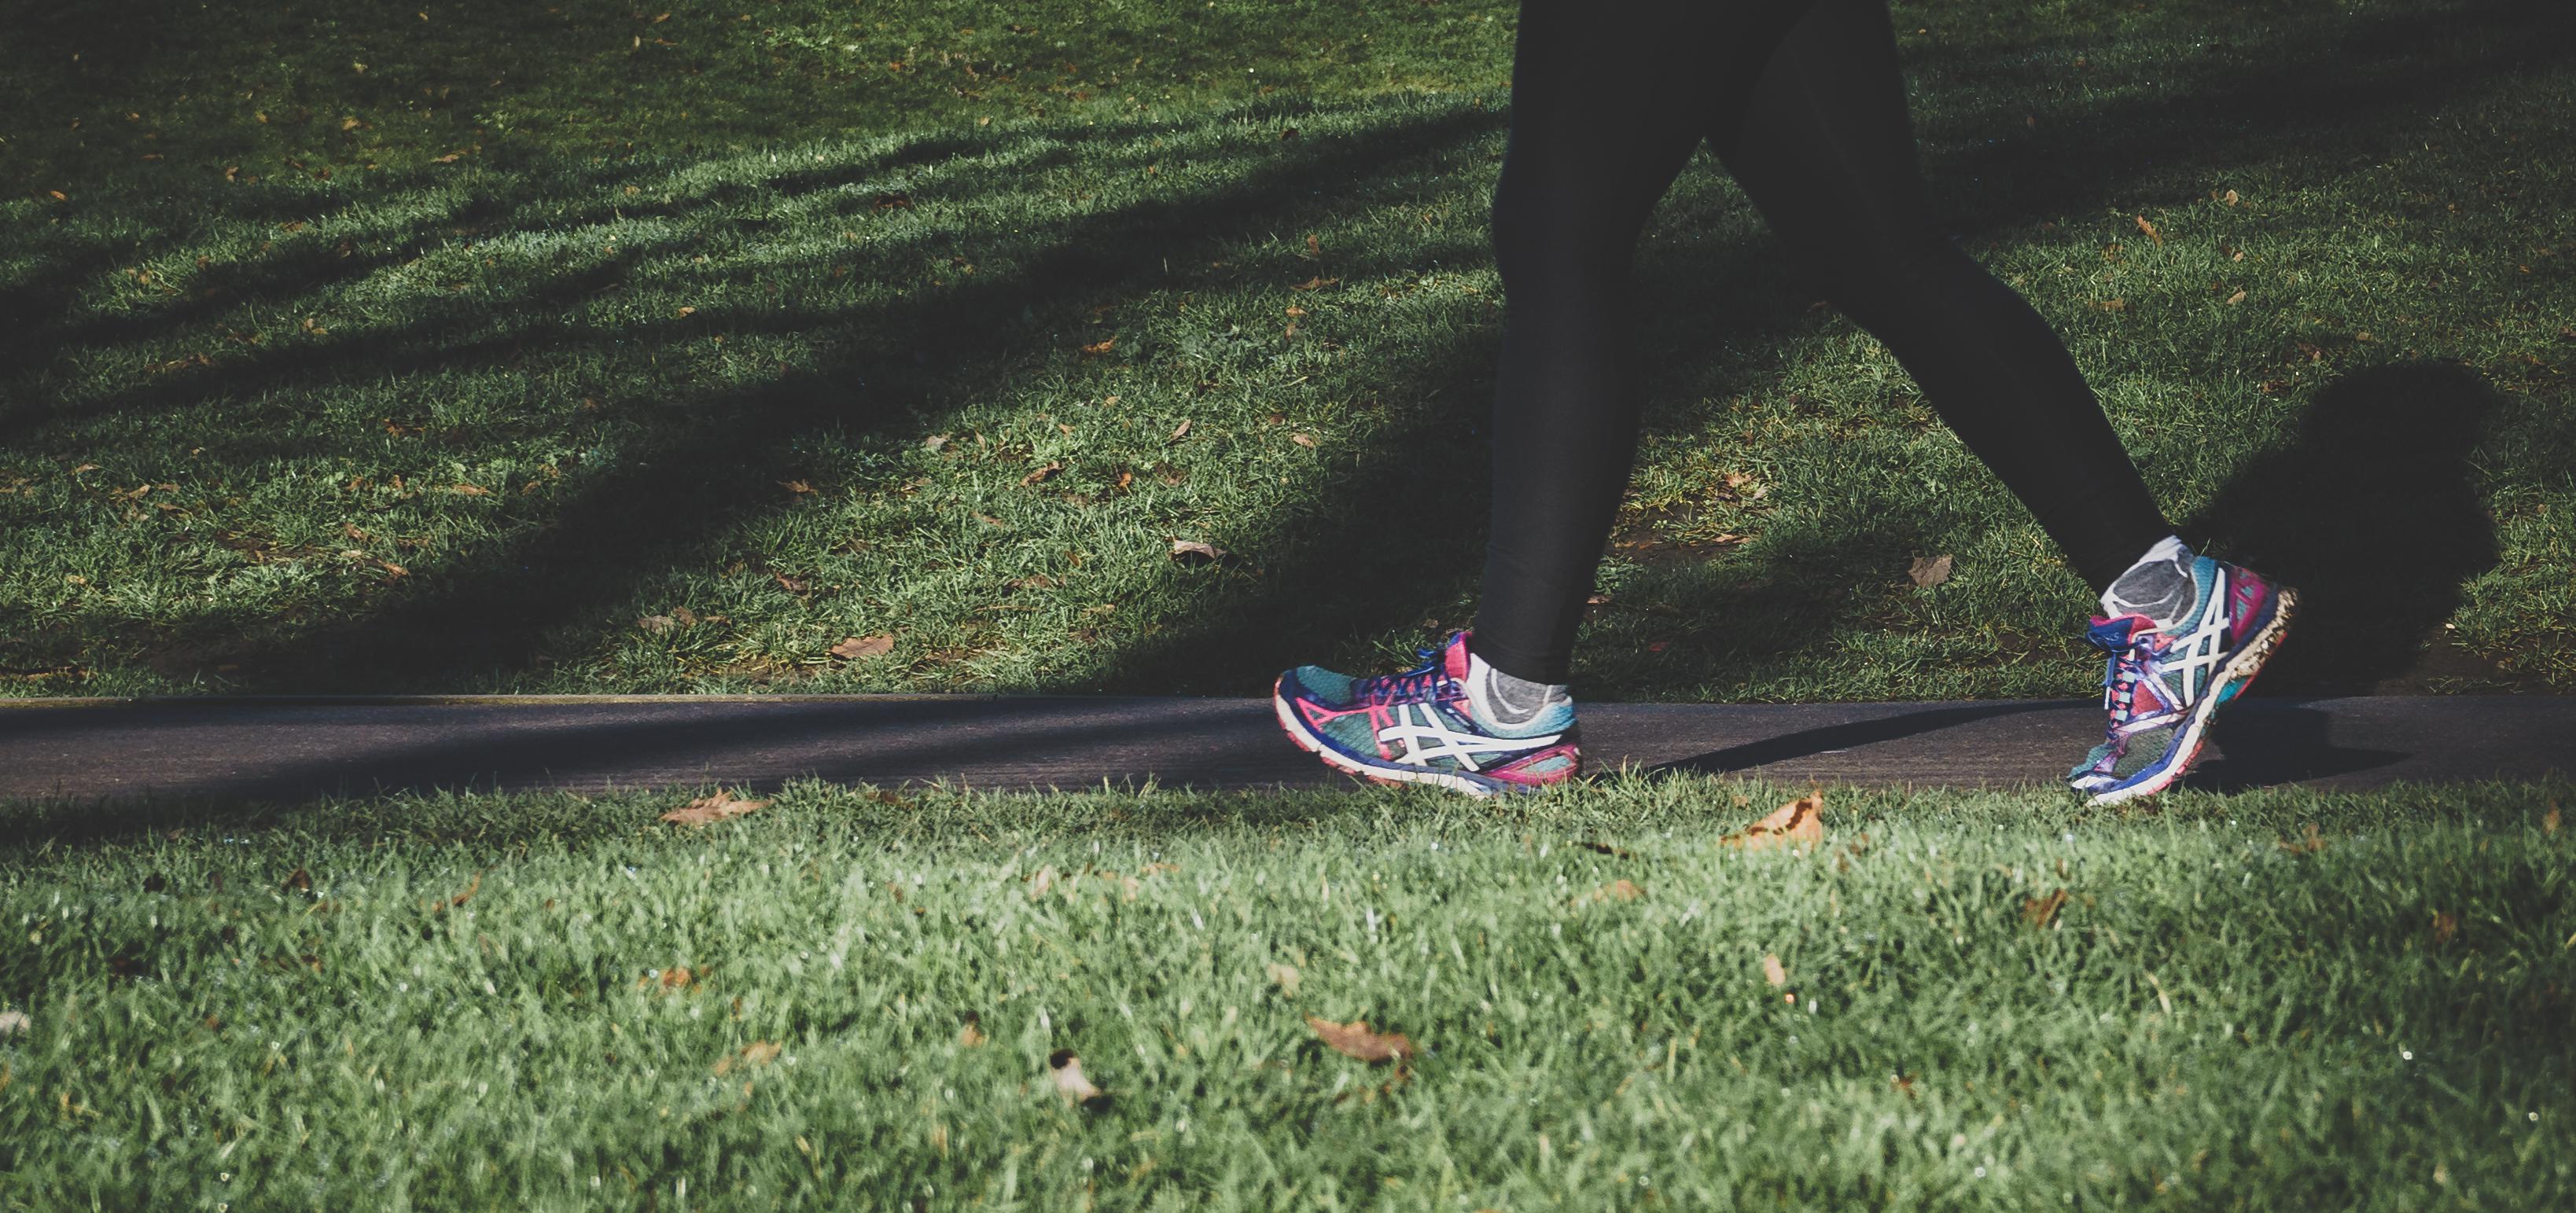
1463 631 1570 688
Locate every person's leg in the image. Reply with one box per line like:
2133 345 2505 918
1713 0 2297 805
1712 0 2174 596
1466 0 1820 686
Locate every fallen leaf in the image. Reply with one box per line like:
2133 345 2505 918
1290 275 1339 291
1307 1016 1415 1064
638 615 675 634
447 483 491 496
2277 822 2328 855
2545 804 2562 834
923 433 951 451
2222 189 2242 206
1167 417 1191 441
281 866 313 894
779 479 815 495
2092 298 2128 312
715 1039 780 1075
1893 1072 1917 1097
1080 337 1116 356
1020 461 1063 487
830 634 895 660
1586 879 1643 903
1169 538 1227 565
1267 962 1301 998
640 965 694 993
2226 289 2247 305
2134 215 2163 245
959 1016 987 1047
659 788 771 826
0 1009 28 1036
1761 954 1788 987
2023 888 2069 928
1720 793 1826 853
1290 432 1316 448
1049 1049 1106 1105
676 306 697 318
2432 911 2458 947
1908 553 1954 587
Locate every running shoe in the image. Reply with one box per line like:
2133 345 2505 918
1273 631 1581 797
2069 556 2298 805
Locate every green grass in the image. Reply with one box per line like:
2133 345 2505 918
2 777 2570 1208
4 0 2573 700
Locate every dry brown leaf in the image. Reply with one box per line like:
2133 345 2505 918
715 1039 781 1075
1761 954 1787 987
1169 538 1227 565
1167 417 1192 442
1290 432 1316 448
1267 962 1301 998
959 1016 987 1047
779 479 815 494
1908 553 1954 588
1080 337 1116 356
1290 275 1340 291
1720 793 1825 853
676 305 697 318
2135 215 2163 245
2023 888 2069 928
660 788 771 826
2432 911 2458 947
830 634 895 660
638 614 675 634
1049 1049 1106 1105
2544 803 2560 835
1021 461 1064 487
2277 822 2328 855
2222 189 2242 206
1585 879 1643 904
2092 298 2128 312
447 483 491 496
1308 1016 1415 1064
2226 289 2248 305
281 866 313 894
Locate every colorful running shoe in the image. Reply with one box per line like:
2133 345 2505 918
2068 556 2298 805
1273 631 1581 797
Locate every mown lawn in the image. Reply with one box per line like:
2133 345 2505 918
1 778 2569 1208
2 0 2570 700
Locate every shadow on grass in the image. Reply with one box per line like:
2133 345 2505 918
2186 362 2504 694
1 0 2561 697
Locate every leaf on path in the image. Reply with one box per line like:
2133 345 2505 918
1720 793 1825 854
660 788 770 826
2023 888 2069 928
714 1040 779 1075
1020 461 1063 487
830 634 894 660
2277 822 2328 854
1169 538 1227 565
2134 215 2163 245
1762 954 1788 987
1308 1016 1415 1064
1266 962 1301 998
1908 554 1953 587
1049 1049 1106 1105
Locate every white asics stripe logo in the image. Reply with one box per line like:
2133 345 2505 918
1380 703 1560 771
2166 566 2232 701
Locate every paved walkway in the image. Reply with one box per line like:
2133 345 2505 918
1 695 2566 803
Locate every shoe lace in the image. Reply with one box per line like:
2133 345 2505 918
1356 647 1455 709
2097 630 2167 739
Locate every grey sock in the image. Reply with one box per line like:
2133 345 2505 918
1466 649 1571 729
2102 536 2196 628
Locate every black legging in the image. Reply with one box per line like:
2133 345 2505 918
1470 0 2173 684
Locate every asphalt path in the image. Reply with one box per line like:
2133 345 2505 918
0 694 2566 803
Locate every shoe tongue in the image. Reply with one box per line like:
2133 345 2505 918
2085 614 2155 649
1444 630 1475 682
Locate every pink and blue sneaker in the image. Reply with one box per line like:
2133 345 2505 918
2070 556 2298 805
1273 631 1581 797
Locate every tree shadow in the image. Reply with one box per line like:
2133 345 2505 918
2184 363 2504 694
4 0 2564 697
